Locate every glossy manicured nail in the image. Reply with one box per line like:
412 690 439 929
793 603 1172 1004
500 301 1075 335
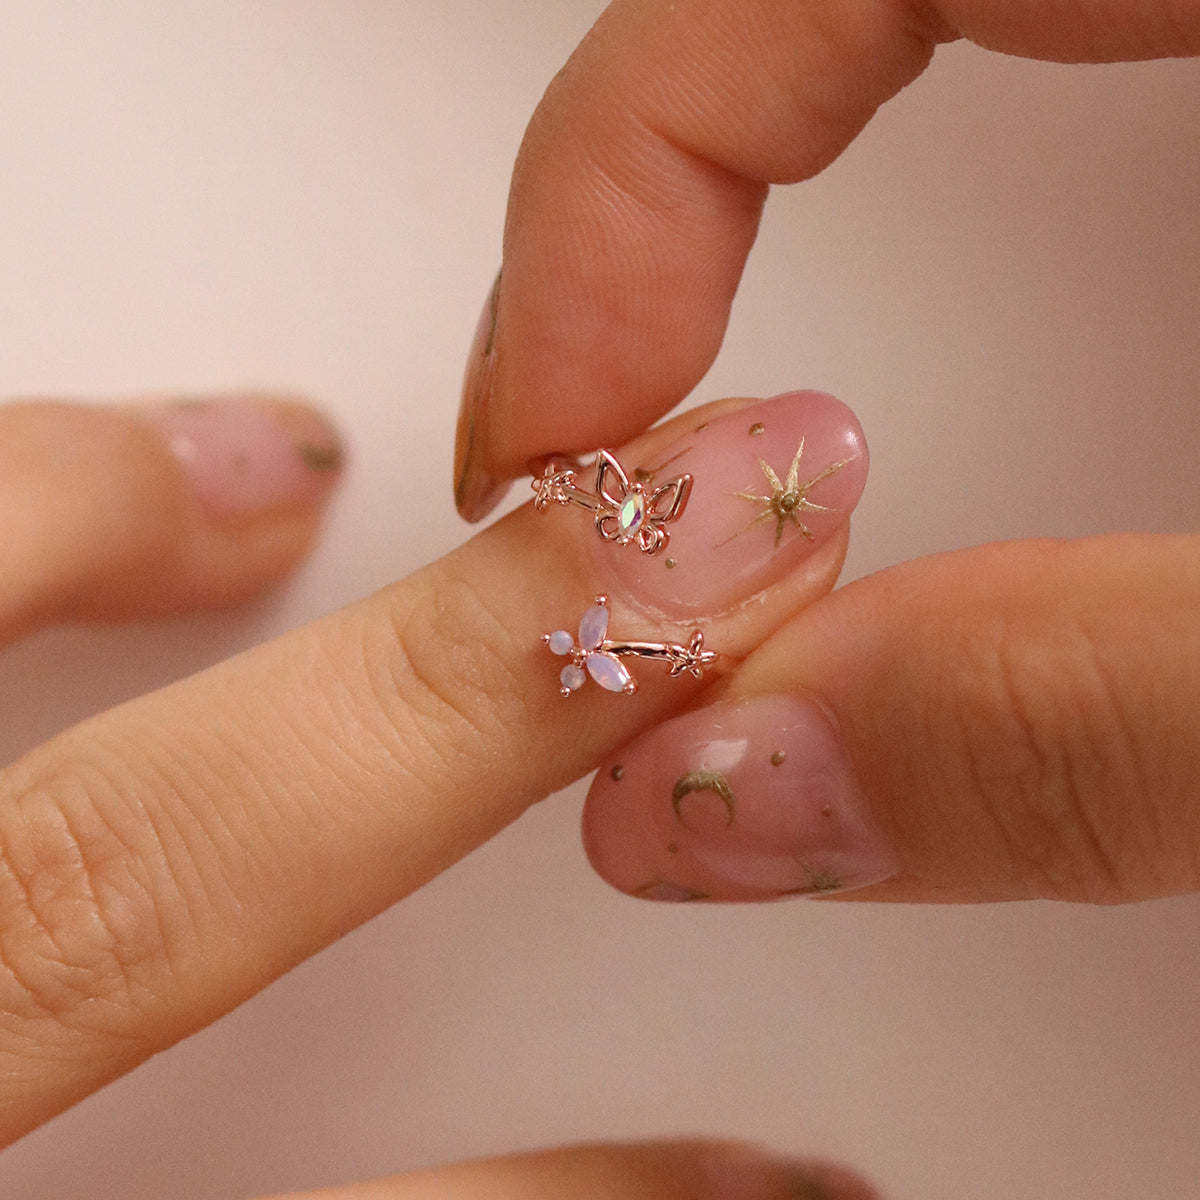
139 395 344 521
584 696 898 902
699 1144 884 1200
591 391 867 614
455 270 511 521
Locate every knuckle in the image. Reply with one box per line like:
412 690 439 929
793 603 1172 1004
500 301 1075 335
952 615 1138 902
0 766 171 1037
365 564 537 796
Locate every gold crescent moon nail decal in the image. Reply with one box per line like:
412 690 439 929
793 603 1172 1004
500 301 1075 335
671 769 736 827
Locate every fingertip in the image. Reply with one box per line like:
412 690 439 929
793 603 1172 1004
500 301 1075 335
584 695 899 904
266 1139 884 1200
0 393 347 641
127 392 348 613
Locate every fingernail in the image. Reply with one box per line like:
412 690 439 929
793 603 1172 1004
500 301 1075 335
698 1143 884 1200
139 395 345 521
455 270 511 521
584 696 898 903
597 391 867 614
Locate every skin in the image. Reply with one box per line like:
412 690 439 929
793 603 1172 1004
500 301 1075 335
0 394 854 1185
459 1 1200 901
3 0 1199 1195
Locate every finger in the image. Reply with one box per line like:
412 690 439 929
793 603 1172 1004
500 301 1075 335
583 535 1200 905
455 0 1200 517
0 391 865 1144
0 395 345 645
261 1140 880 1200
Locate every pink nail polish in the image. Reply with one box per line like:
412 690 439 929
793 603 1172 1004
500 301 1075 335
597 391 867 614
455 270 511 521
139 396 344 521
583 696 898 903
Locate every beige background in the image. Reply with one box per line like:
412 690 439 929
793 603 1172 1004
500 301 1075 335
1 4 1199 1198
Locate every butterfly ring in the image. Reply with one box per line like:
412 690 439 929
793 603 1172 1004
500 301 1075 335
543 595 717 698
532 449 692 556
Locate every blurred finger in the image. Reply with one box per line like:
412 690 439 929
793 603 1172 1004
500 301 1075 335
0 391 864 1143
0 394 344 644
584 535 1200 904
262 1140 880 1200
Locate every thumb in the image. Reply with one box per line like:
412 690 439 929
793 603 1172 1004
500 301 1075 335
584 535 1200 904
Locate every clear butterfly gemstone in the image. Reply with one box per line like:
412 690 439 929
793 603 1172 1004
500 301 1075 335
586 652 631 693
578 604 609 651
617 491 646 540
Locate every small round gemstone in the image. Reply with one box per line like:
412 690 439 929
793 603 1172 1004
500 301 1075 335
548 630 574 655
560 664 586 691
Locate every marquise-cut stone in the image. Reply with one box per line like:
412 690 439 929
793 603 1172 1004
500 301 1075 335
560 664 587 691
578 604 609 651
617 491 646 540
548 629 574 655
586 652 631 693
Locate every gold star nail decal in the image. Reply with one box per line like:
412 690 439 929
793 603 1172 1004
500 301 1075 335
720 440 853 548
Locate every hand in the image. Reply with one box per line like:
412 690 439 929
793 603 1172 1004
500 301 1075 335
0 391 878 1199
457 0 1200 904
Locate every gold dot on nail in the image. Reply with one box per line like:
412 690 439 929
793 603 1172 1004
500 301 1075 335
667 842 679 854
770 750 786 766
665 557 677 569
610 764 625 781
749 421 765 436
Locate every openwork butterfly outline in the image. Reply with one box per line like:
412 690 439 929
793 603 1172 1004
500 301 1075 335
532 449 692 556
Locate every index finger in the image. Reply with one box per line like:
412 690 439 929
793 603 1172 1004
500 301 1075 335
0 390 866 1145
454 0 1200 518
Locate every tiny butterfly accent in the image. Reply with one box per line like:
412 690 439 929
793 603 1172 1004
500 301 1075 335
593 450 691 555
532 449 692 556
544 596 635 697
542 595 718 699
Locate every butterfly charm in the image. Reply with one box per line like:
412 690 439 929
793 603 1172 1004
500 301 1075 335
543 595 718 698
544 596 635 697
592 450 691 556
